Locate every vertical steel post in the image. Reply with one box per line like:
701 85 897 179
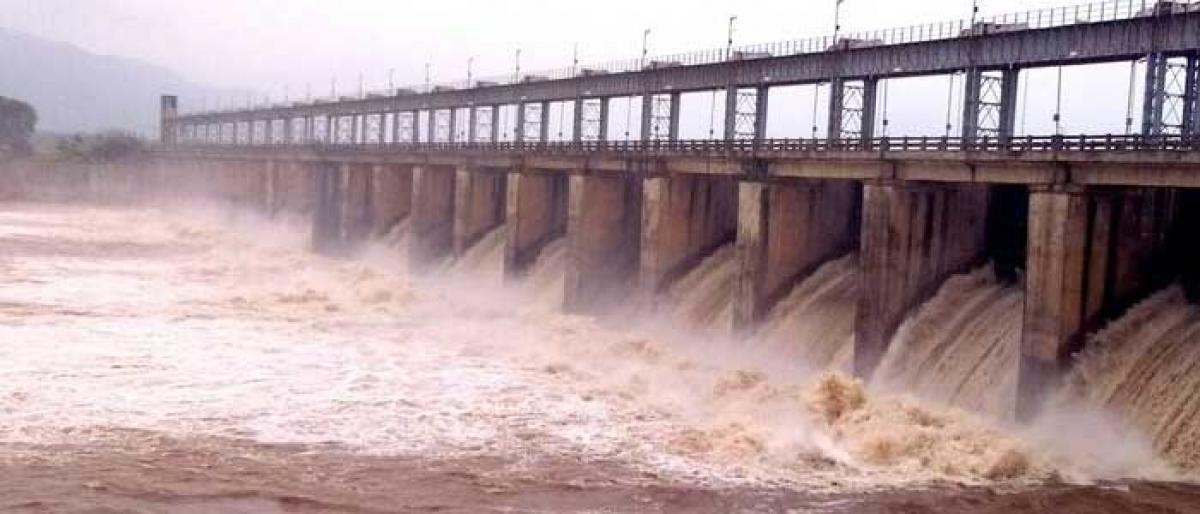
860 79 878 141
514 103 526 143
1184 54 1199 136
999 69 1020 140
753 86 769 142
1143 52 1168 135
408 111 419 144
598 97 610 142
490 105 501 143
668 92 682 141
828 78 845 140
426 109 437 143
962 68 983 143
723 85 738 141
572 98 585 144
640 93 654 141
468 106 478 143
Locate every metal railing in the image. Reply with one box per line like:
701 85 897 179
173 133 1200 155
183 0 1195 116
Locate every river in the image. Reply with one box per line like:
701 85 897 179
0 202 1197 513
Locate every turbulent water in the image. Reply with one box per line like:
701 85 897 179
662 244 736 335
874 265 1024 420
756 255 859 373
1 201 1198 512
1062 287 1200 471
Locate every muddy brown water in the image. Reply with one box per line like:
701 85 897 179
0 202 1198 513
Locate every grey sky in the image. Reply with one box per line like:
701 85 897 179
0 0 1146 136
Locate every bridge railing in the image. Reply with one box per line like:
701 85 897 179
183 0 1186 116
174 133 1200 155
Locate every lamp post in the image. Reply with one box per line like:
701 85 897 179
834 0 844 43
514 49 522 82
467 57 474 88
727 16 737 59
642 28 651 68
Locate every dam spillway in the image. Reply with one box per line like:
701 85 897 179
50 134 1197 428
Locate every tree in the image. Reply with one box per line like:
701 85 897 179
0 96 37 159
54 131 147 163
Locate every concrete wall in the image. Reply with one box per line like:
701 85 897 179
453 166 507 255
273 161 318 216
370 164 413 235
504 170 569 278
410 165 457 267
1018 186 1178 420
312 162 372 254
564 172 643 313
855 181 991 377
639 174 737 296
733 179 860 332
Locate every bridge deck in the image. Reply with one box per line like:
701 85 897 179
161 134 1200 188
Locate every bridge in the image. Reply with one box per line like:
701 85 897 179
152 0 1200 420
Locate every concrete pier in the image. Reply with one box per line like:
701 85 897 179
273 161 318 216
504 169 568 279
638 174 737 297
564 172 643 313
369 164 412 235
311 162 372 254
410 165 457 267
854 181 991 378
732 179 860 333
453 166 507 255
1018 186 1178 420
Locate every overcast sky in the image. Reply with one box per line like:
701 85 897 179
0 0 1149 136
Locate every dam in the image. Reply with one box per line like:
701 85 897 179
2 1 1200 508
146 0 1200 423
142 133 1200 422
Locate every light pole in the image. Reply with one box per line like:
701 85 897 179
425 62 431 92
642 29 651 68
467 57 474 87
1054 66 1064 135
514 49 522 82
834 0 844 43
388 68 395 92
727 16 737 59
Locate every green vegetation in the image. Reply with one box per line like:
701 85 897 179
53 131 147 163
0 96 37 160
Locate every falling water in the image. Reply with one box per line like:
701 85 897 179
446 226 506 283
661 244 736 335
756 254 859 372
874 265 1024 420
516 238 567 309
1062 286 1200 470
